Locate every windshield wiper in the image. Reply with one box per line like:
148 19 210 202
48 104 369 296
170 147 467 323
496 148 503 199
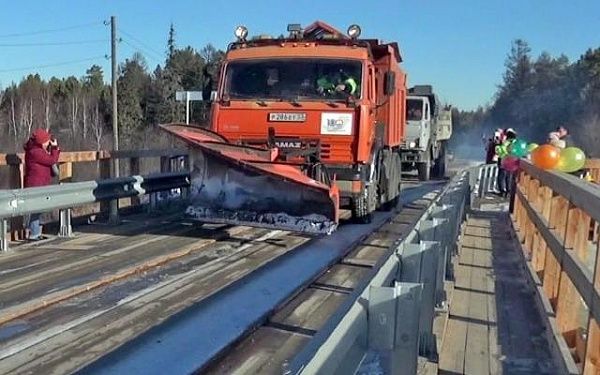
289 97 302 107
256 99 268 107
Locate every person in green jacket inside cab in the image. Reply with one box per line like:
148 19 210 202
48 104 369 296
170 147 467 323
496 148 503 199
317 68 358 97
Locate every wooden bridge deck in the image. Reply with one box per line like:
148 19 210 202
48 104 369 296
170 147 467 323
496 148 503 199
0 212 311 374
439 204 559 374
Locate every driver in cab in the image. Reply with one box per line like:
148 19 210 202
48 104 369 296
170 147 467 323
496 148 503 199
317 69 358 96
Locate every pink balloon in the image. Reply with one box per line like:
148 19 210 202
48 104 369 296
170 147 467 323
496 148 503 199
501 156 520 172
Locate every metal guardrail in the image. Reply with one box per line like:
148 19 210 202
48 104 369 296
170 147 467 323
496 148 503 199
286 172 470 374
0 172 190 252
468 163 498 207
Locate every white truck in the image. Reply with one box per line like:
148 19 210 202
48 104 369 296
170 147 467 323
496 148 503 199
400 85 452 181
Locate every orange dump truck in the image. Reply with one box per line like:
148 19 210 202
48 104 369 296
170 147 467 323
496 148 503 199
162 21 407 234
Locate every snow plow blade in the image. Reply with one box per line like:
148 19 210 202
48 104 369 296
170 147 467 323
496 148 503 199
160 124 339 235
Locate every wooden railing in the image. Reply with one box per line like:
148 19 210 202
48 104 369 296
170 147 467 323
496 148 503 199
0 149 188 241
513 161 600 374
585 159 600 184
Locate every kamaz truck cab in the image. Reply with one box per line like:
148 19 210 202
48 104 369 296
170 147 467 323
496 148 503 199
207 21 408 222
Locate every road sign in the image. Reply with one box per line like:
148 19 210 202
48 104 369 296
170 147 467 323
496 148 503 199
175 91 203 101
175 91 204 124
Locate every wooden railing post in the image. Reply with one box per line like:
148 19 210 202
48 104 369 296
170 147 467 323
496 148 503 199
543 194 569 307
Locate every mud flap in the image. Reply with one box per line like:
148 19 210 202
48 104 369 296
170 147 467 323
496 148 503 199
160 124 339 234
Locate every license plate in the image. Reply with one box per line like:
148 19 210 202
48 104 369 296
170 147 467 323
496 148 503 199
268 112 306 122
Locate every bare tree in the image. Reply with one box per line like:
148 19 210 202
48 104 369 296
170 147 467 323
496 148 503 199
90 102 103 151
42 86 52 130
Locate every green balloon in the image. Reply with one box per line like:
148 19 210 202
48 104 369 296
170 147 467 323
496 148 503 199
527 143 539 153
556 147 586 173
509 139 528 157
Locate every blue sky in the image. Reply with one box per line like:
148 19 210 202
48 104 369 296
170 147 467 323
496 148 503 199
1 0 599 110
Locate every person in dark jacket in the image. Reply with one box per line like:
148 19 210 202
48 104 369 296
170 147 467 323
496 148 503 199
24 128 60 240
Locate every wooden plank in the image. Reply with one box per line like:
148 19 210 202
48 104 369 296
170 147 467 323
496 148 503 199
270 287 347 333
439 288 469 373
439 223 477 374
464 238 490 375
584 318 600 375
203 327 310 375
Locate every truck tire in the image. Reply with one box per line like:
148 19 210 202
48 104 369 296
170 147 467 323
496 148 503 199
417 159 430 181
432 142 447 179
353 159 379 223
352 183 377 223
379 151 401 211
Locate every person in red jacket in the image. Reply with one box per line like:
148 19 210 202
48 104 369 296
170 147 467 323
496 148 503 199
24 128 60 240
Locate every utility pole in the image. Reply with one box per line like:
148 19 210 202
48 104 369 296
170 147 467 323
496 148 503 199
109 15 120 224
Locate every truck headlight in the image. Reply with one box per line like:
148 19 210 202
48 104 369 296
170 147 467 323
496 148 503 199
409 141 416 148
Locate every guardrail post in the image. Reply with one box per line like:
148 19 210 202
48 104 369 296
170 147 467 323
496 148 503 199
179 155 189 200
130 156 141 207
8 155 25 241
59 208 73 237
399 241 440 358
368 282 422 375
1 219 9 252
99 157 119 224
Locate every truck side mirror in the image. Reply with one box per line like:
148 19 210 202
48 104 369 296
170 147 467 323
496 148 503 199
384 71 395 96
210 90 218 102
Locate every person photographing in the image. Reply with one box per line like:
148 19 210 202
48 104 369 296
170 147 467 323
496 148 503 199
23 129 60 241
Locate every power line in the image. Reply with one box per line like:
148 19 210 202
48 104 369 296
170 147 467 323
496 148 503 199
0 39 107 47
0 55 108 73
118 28 165 59
0 21 103 38
120 38 163 64
121 39 162 65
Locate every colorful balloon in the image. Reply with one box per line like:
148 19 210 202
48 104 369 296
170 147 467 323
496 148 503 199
527 143 539 153
556 147 586 173
509 139 528 157
501 156 520 172
531 144 560 169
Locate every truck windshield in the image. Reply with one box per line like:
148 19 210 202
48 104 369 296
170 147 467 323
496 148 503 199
224 59 362 100
406 99 424 121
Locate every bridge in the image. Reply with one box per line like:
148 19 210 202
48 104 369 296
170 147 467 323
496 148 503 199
0 150 599 375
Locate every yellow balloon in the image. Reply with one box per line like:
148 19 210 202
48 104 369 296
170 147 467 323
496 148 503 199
556 147 586 173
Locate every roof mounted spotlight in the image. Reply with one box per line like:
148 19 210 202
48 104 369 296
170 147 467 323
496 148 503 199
287 23 303 39
347 24 361 39
234 25 248 41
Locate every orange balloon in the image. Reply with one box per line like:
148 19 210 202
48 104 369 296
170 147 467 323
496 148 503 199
531 144 561 169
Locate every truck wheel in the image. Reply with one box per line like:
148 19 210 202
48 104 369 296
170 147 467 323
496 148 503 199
432 143 447 179
380 151 402 211
352 183 377 223
417 160 430 181
353 161 379 223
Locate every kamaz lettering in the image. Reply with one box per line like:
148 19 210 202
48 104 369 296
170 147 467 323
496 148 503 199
275 141 302 148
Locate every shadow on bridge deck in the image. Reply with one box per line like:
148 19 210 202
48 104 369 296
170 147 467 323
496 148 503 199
438 199 559 374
